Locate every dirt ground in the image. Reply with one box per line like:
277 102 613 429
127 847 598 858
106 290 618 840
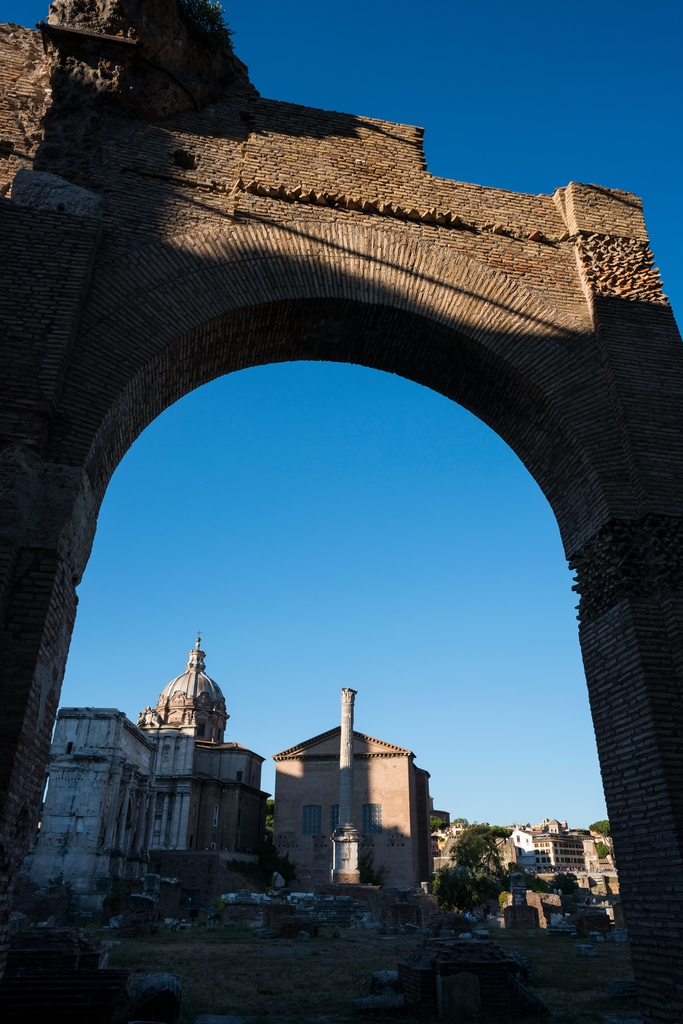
107 923 641 1024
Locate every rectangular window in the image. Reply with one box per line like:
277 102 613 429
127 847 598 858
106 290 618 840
331 804 339 831
196 725 205 737
302 805 322 835
192 805 196 819
237 809 242 826
363 804 383 834
236 771 243 783
213 805 219 827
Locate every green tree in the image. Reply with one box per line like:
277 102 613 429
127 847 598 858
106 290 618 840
500 863 550 893
452 817 469 826
551 872 579 894
596 842 611 859
432 865 483 913
430 815 446 833
588 819 611 837
265 798 274 841
359 851 386 885
452 825 502 875
178 0 234 54
257 839 297 884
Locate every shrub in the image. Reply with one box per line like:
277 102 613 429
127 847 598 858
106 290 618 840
452 825 502 875
225 840 297 891
359 851 386 886
432 865 485 913
178 0 233 54
551 872 579 894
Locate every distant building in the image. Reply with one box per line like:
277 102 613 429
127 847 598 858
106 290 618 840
507 818 615 877
508 827 536 869
273 711 433 888
27 638 268 910
431 807 450 827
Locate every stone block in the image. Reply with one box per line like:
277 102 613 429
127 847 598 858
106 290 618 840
10 169 103 219
131 972 182 1024
504 904 539 929
575 944 598 956
371 970 400 995
438 972 481 1019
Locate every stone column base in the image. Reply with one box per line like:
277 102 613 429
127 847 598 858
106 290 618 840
332 871 361 884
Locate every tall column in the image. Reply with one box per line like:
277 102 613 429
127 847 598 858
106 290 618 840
102 758 125 849
131 782 149 856
332 688 360 884
158 793 171 849
143 788 156 856
168 787 186 849
114 768 133 852
171 789 189 850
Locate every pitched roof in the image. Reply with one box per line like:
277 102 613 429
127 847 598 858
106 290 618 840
272 725 413 760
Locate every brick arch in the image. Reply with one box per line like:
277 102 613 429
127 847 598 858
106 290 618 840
4 17 683 1014
64 219 619 554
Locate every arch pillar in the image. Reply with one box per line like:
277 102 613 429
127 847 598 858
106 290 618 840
572 516 683 1017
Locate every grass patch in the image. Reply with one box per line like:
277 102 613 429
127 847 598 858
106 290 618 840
106 924 639 1023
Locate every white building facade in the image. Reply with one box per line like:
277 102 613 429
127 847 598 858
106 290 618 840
26 639 268 910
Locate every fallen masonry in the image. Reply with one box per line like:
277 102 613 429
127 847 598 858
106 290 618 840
353 934 550 1019
0 925 128 1023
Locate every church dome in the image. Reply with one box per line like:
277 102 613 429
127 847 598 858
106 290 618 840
160 637 224 704
150 636 229 742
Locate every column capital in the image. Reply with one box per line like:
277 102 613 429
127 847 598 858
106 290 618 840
570 514 683 623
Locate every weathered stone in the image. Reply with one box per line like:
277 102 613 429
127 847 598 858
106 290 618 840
11 169 103 217
371 970 400 995
438 972 481 1019
131 972 182 1024
575 944 598 956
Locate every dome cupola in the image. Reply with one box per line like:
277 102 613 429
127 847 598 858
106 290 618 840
150 636 228 742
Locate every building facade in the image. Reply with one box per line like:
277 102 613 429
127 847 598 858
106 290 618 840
27 639 268 910
273 724 432 888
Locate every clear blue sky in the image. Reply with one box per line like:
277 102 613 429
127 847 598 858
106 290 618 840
6 0 682 828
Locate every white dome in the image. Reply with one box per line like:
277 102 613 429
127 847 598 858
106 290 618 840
159 638 224 704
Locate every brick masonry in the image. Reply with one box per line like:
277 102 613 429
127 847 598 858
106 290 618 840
1 5 683 1020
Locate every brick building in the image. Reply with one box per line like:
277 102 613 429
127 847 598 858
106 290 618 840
273 722 432 887
26 639 268 909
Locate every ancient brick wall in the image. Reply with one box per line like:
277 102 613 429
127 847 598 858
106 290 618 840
1 6 683 1020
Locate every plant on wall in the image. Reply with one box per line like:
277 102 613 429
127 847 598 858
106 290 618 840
178 0 234 54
